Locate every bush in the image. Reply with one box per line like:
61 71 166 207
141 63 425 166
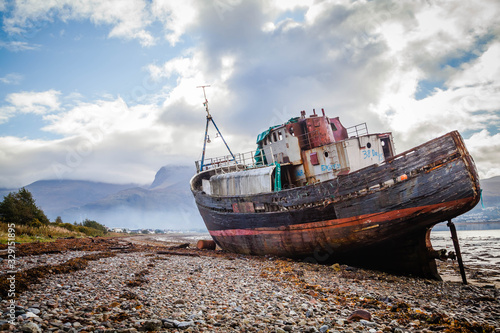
55 222 76 232
70 219 108 237
29 219 44 228
81 219 108 234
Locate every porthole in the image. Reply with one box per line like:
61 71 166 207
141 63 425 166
324 151 329 157
367 142 372 149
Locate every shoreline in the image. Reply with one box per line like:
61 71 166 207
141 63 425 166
135 233 500 289
0 236 499 332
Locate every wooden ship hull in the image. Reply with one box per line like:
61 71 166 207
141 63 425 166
190 104 480 279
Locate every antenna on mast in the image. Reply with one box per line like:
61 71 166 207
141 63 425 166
197 85 211 118
197 85 235 172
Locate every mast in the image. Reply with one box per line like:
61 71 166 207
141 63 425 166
197 85 236 172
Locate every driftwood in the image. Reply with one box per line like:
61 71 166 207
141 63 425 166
156 250 200 257
167 243 190 250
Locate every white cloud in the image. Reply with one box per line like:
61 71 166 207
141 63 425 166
0 40 41 51
0 106 16 125
0 73 23 85
1 0 499 188
6 90 61 115
42 97 159 136
449 42 500 88
151 0 197 46
3 0 155 46
357 2 499 143
465 130 500 179
0 136 64 187
0 95 198 187
1 0 204 47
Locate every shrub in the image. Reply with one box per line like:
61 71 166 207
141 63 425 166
29 219 44 228
81 219 108 234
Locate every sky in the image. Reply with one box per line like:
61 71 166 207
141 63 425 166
0 0 499 189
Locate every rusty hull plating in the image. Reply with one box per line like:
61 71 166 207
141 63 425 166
190 110 480 280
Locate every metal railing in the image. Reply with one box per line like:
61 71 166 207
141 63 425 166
195 150 263 174
346 123 368 137
196 123 370 173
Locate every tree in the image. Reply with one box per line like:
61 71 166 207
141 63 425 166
0 188 49 226
55 216 63 224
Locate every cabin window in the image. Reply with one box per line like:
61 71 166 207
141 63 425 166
278 131 283 141
314 119 320 127
331 123 337 132
288 126 295 136
273 132 277 142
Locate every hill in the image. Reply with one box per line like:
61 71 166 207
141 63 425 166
0 165 203 230
60 165 202 230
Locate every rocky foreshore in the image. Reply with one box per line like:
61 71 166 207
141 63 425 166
1 236 499 333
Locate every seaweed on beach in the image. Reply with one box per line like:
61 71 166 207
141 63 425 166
0 251 116 299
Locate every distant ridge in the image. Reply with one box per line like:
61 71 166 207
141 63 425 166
0 180 138 218
0 165 202 230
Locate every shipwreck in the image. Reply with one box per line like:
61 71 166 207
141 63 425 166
190 89 481 280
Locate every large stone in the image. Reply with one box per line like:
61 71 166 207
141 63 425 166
347 309 371 322
142 319 162 331
20 322 42 333
177 320 195 329
27 308 41 315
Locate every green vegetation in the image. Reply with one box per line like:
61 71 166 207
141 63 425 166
0 188 110 243
0 187 49 227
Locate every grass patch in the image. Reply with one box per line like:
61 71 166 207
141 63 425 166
0 222 84 244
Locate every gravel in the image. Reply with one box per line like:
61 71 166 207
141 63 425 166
0 236 499 332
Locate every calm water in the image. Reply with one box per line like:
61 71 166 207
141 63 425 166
430 229 500 268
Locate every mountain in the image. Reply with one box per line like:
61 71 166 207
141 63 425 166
60 165 203 230
0 165 203 230
480 175 500 206
0 180 138 218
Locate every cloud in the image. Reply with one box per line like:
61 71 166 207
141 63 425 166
0 0 499 189
3 0 155 46
0 40 41 51
5 90 61 115
0 136 65 187
1 0 203 47
0 106 15 125
0 73 24 85
151 0 197 46
465 130 500 179
0 96 184 187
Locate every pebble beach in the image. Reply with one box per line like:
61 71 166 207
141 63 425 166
1 235 499 333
